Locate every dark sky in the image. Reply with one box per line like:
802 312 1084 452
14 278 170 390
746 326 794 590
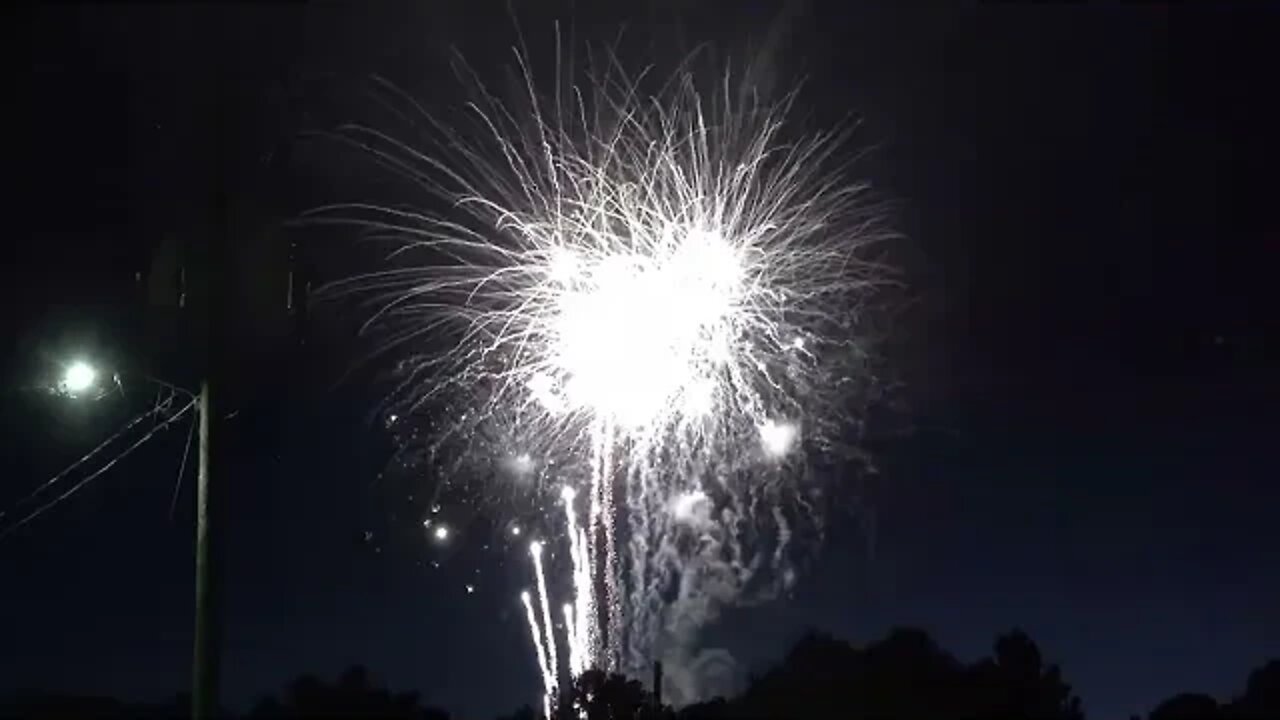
3 3 1278 719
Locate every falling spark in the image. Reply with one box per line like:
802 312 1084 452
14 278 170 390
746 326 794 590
562 602 578 677
759 419 799 458
530 541 559 688
561 485 593 677
671 490 709 523
520 590 555 709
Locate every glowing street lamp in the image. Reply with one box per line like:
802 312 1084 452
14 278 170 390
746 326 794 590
61 360 98 396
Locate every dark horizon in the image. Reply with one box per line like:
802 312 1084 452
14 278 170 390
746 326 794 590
3 3 1277 719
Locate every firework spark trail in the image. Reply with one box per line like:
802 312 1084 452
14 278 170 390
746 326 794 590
601 432 622 671
563 599 578 676
625 462 654 675
520 589 555 710
561 486 592 677
586 419 615 669
530 541 560 686
319 33 893 704
633 461 682 678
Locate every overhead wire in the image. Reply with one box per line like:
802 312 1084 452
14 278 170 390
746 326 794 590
0 394 199 540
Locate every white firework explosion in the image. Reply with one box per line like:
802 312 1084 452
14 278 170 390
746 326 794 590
310 34 894 709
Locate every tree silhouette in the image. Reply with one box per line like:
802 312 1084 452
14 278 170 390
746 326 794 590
494 704 539 720
682 626 1082 720
1231 659 1280 719
559 668 663 720
248 664 447 720
1142 657 1280 720
1148 693 1220 720
965 629 1084 720
677 696 731 720
3 633 1271 720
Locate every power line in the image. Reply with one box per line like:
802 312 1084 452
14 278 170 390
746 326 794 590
0 397 198 540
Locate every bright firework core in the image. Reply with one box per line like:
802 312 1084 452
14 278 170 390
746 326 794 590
536 227 744 429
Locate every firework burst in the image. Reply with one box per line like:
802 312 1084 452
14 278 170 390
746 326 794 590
311 32 894 708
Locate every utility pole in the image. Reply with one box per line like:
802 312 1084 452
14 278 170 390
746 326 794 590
192 379 219 720
192 20 228 720
653 661 663 710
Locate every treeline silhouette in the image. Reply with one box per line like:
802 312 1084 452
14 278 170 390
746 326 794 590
2 628 1275 720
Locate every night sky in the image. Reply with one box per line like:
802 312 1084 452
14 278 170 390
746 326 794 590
3 3 1278 720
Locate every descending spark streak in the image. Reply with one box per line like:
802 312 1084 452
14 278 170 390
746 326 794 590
563 602 578 678
587 421 608 667
530 541 559 686
626 463 652 675
574 511 594 669
601 450 622 671
598 425 622 671
561 486 591 677
520 590 554 704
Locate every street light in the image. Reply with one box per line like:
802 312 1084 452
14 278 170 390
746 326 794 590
61 360 98 396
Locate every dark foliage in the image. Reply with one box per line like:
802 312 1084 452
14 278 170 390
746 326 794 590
555 669 666 720
1144 659 1280 720
1 631 1274 720
246 665 448 720
674 627 1082 720
0 691 192 720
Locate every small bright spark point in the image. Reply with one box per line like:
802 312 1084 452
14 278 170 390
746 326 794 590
560 485 577 502
433 525 449 541
62 360 97 395
671 490 709 522
505 452 535 476
529 540 543 556
466 584 475 594
511 525 522 537
759 419 799 458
